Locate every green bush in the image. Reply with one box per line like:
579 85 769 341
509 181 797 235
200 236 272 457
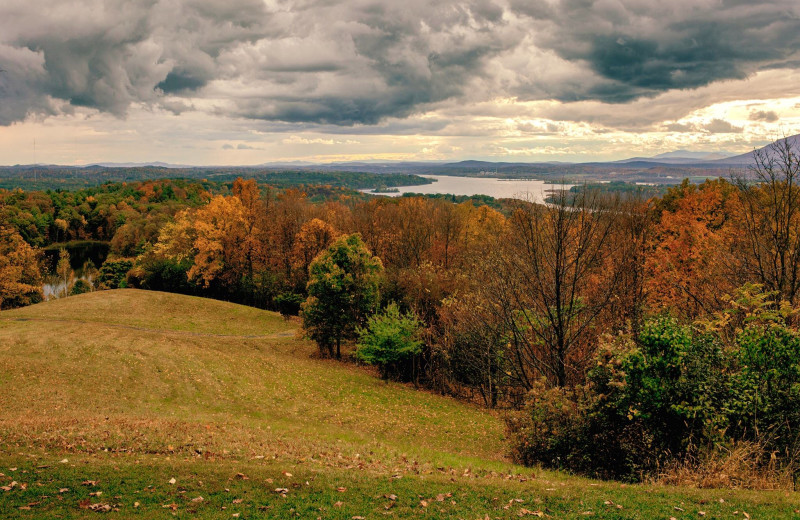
355 303 423 380
96 259 134 289
69 279 92 295
729 323 800 454
274 292 304 318
129 258 194 294
508 288 800 481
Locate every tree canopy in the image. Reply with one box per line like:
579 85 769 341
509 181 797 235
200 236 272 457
301 233 383 358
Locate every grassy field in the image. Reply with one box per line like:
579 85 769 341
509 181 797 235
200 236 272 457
0 289 797 518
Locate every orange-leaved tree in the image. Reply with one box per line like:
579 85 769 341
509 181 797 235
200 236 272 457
0 227 43 310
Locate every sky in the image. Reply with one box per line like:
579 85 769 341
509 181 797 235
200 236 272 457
1 0 800 166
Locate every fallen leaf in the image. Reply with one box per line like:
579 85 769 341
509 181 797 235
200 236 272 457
191 496 204 503
168 478 176 485
337 487 347 492
334 501 344 507
384 494 397 501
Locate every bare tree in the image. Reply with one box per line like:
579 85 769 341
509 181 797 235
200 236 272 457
734 136 800 303
479 187 622 388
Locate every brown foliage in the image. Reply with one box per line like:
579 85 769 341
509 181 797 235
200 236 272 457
646 179 740 318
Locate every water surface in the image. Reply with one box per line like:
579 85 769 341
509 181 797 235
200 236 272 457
365 175 571 202
42 241 109 299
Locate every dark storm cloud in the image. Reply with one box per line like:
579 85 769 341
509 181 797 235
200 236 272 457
509 0 800 103
1 0 799 127
0 0 276 122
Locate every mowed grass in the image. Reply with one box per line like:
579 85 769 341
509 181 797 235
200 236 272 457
0 289 797 518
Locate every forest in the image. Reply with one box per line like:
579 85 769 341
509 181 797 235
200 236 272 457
1 138 799 486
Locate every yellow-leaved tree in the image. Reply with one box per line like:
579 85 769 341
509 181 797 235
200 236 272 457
0 227 43 310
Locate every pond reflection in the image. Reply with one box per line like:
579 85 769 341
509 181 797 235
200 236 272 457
42 241 109 300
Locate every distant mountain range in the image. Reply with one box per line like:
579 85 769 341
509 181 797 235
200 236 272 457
616 150 737 165
8 135 799 187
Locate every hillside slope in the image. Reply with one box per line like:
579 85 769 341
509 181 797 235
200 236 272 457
0 290 797 518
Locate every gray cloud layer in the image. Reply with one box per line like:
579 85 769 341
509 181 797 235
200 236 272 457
1 0 799 127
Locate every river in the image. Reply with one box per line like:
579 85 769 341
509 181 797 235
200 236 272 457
362 175 571 202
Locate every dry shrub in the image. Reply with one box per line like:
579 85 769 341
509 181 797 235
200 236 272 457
655 441 800 490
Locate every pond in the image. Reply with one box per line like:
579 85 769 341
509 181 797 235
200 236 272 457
42 241 110 299
362 175 572 202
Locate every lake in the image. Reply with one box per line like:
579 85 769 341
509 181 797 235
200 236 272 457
42 241 109 299
363 175 571 202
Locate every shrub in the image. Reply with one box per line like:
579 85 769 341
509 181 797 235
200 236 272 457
274 292 304 319
355 303 423 380
506 379 588 470
729 322 800 455
508 292 800 483
96 259 134 289
130 258 194 294
69 279 92 295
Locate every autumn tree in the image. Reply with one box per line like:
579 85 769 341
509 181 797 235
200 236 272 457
290 218 338 284
154 193 267 294
270 189 308 282
646 179 739 318
301 234 383 358
56 248 73 297
0 227 43 310
232 178 267 281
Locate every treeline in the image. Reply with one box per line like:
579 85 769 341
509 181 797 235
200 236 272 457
2 138 800 485
0 165 432 192
0 179 214 251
